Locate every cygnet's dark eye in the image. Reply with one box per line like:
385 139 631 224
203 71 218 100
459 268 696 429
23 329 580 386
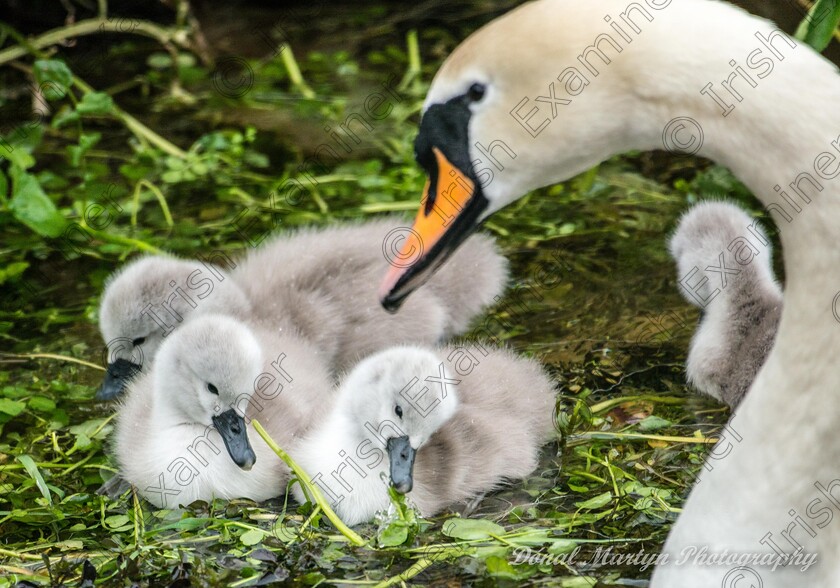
395 405 403 419
132 337 146 346
207 383 219 395
467 82 486 103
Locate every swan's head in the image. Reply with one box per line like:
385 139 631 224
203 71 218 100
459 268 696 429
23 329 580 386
378 0 711 308
98 255 248 400
339 346 459 493
669 201 775 305
151 314 263 470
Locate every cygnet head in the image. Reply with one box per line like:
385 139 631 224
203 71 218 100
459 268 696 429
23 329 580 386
669 201 775 306
339 346 459 493
152 314 263 470
97 255 249 400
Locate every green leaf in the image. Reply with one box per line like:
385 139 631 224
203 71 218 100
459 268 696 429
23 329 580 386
378 521 409 547
795 0 840 52
52 106 81 129
1 125 44 170
33 60 73 101
76 92 115 115
0 262 29 285
27 396 56 413
67 132 101 167
68 417 111 439
104 514 129 528
0 398 26 416
485 555 529 579
147 52 173 69
442 517 505 540
9 166 66 237
547 539 580 555
240 529 265 546
17 455 52 505
575 491 612 510
637 415 672 432
1 138 35 170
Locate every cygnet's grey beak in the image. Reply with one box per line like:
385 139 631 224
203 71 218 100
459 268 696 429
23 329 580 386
95 358 142 401
387 435 417 494
212 409 256 470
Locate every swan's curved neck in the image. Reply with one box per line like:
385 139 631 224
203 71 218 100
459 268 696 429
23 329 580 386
687 68 840 322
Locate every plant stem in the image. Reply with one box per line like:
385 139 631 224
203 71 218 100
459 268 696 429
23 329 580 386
0 19 186 67
278 44 316 99
397 30 422 94
132 180 174 227
374 557 434 588
588 395 685 413
0 352 105 371
71 77 187 159
574 431 718 444
251 420 366 546
78 219 165 254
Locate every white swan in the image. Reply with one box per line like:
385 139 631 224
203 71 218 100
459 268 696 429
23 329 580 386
376 1 840 585
113 313 332 507
669 201 782 408
289 345 556 525
98 218 507 399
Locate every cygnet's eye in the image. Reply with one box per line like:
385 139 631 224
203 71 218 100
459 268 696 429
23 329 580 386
132 337 146 346
467 82 486 103
207 383 219 395
395 405 403 419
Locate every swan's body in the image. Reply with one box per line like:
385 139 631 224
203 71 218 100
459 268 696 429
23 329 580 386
377 1 840 584
290 345 556 525
113 314 332 507
670 201 783 408
98 218 507 398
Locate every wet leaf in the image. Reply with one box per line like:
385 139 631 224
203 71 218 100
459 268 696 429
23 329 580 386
442 518 505 540
378 521 408 547
240 529 265 546
8 166 66 237
575 491 612 510
17 455 52 505
637 415 672 431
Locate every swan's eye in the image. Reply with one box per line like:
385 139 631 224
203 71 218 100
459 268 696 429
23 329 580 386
395 405 403 419
467 83 486 103
132 337 146 346
207 383 219 395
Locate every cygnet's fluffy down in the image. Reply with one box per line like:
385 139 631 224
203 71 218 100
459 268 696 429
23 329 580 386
97 218 508 398
669 201 782 408
113 314 332 507
290 344 557 525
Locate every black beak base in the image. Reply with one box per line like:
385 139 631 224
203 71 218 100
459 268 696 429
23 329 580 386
380 94 489 312
212 409 256 471
95 358 142 401
387 435 417 494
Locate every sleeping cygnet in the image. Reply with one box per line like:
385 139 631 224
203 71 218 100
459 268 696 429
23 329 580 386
290 344 557 525
113 313 332 507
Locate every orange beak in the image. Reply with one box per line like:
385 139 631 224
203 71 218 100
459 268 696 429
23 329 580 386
379 146 487 310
